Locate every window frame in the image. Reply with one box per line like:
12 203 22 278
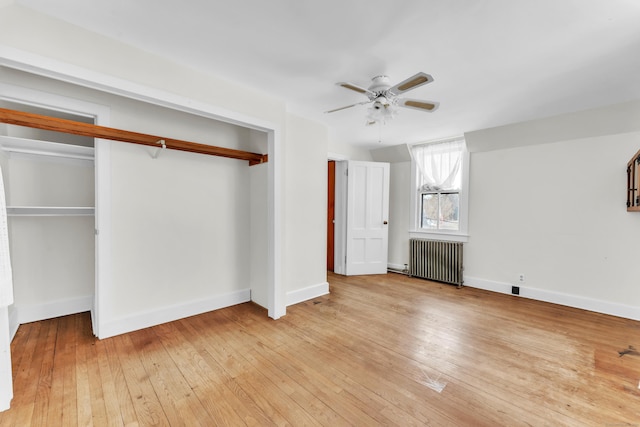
409 137 470 243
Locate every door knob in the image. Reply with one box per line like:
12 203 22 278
383 221 388 225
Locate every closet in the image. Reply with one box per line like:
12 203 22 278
0 100 96 331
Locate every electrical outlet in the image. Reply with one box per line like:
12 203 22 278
518 273 525 283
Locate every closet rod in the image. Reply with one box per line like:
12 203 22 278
0 108 268 166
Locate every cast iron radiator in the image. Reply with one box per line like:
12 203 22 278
409 239 464 287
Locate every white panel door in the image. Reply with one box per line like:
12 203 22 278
345 161 390 275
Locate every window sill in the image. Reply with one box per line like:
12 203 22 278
409 230 469 243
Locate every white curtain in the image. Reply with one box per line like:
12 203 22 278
0 166 12 308
411 139 464 191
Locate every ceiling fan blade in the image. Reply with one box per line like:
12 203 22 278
398 98 439 112
324 100 371 114
336 82 375 97
389 72 434 95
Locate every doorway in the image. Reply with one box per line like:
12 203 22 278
332 160 390 275
327 160 335 271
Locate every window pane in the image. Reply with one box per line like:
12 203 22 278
420 194 438 229
439 192 459 230
420 192 460 230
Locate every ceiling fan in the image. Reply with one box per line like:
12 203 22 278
325 72 439 125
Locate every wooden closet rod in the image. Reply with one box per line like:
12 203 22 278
0 108 268 166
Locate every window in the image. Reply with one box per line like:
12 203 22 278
421 192 459 230
410 137 468 239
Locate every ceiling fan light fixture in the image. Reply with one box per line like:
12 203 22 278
372 96 390 109
366 101 397 125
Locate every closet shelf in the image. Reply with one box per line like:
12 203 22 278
0 135 94 161
7 206 95 216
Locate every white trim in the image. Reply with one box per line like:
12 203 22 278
328 152 349 161
0 45 282 324
94 137 110 337
407 135 467 149
0 81 107 119
267 128 285 319
7 206 94 216
286 282 330 307
7 306 18 342
14 295 93 325
94 138 110 337
464 276 640 321
0 307 12 413
0 45 275 132
0 135 95 161
333 161 348 275
99 289 251 339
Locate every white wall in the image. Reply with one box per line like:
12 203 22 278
284 114 329 305
244 128 270 308
387 161 411 269
464 102 640 319
370 144 412 270
328 140 373 161
249 162 269 308
108 143 252 320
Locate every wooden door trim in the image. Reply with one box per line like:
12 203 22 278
327 161 335 271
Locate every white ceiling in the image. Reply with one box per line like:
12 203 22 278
15 0 640 148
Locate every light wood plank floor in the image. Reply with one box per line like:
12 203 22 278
1 272 639 426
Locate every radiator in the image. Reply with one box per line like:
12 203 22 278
409 239 464 287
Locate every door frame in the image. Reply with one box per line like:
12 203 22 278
333 161 348 274
327 160 335 271
333 160 390 276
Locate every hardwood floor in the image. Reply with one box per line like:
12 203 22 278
1 272 639 426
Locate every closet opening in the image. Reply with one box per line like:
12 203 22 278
0 98 98 338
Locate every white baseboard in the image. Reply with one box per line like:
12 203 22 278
464 276 640 321
0 306 13 412
8 306 18 342
286 282 329 307
15 295 93 326
0 395 9 413
0 348 13 412
98 289 251 339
